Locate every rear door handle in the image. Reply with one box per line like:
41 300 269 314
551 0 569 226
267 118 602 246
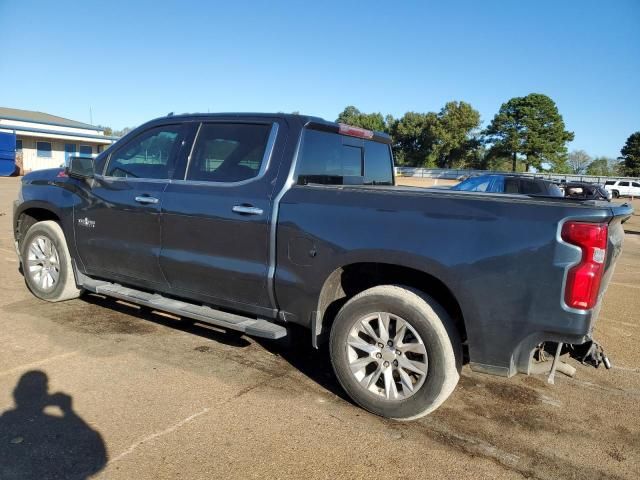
232 205 263 216
135 195 159 204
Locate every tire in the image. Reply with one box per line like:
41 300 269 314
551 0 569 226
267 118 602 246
612 190 620 198
21 220 82 302
329 285 461 420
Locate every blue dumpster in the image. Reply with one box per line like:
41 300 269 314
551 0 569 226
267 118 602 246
0 132 17 176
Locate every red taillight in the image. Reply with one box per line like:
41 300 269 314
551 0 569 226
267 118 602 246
338 123 374 139
56 170 68 178
561 221 608 309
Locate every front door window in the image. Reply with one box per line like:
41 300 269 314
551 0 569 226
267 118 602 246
105 126 184 179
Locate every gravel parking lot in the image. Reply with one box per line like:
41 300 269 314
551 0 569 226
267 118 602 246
1 176 638 480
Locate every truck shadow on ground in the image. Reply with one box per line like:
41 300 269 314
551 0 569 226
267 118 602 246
77 295 351 401
80 293 253 349
0 371 107 480
3 294 348 400
255 333 351 402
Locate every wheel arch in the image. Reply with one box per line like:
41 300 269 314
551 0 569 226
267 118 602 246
15 203 63 248
313 261 466 348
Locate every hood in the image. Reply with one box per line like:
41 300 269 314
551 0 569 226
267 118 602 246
22 168 67 184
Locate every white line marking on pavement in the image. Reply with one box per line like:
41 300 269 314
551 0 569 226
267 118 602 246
0 351 79 377
613 365 640 374
108 407 211 464
599 317 638 328
609 282 640 289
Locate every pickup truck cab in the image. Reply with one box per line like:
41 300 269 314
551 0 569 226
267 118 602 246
13 113 633 420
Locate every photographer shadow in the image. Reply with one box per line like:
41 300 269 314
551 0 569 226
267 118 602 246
0 371 107 480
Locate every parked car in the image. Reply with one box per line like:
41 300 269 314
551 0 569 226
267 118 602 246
561 182 611 201
451 174 564 196
13 113 633 420
603 180 640 198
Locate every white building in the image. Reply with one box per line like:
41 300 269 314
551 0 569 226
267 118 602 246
0 107 117 172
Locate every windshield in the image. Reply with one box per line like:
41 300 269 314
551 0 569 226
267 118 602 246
452 176 503 192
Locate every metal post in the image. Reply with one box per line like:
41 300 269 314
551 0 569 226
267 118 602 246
548 342 563 385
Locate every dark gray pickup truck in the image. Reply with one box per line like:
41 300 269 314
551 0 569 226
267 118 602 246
13 113 633 419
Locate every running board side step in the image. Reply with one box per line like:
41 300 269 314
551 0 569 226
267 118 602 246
80 278 287 340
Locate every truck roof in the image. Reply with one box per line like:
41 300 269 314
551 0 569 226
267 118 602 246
148 112 392 141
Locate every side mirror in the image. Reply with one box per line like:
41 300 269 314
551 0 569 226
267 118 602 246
67 156 95 179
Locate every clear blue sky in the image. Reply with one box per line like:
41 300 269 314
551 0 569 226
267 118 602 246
1 0 638 158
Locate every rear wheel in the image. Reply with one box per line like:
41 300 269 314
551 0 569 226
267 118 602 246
612 190 620 198
329 285 461 420
21 221 81 302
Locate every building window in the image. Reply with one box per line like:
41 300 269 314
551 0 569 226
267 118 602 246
79 145 93 156
36 142 52 158
16 139 22 151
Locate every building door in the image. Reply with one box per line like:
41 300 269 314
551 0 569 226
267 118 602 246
64 144 76 166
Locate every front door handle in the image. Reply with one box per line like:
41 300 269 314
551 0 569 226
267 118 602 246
232 205 263 216
135 195 159 204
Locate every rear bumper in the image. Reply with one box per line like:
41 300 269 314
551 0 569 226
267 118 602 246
470 330 594 378
470 304 599 378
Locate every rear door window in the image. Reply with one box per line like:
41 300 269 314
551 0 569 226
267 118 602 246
186 123 272 183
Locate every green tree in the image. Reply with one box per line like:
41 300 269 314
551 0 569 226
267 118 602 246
484 93 574 172
336 106 387 132
585 157 615 176
432 101 481 168
97 125 113 136
567 150 591 174
336 102 482 168
388 111 439 166
620 131 640 177
113 126 134 137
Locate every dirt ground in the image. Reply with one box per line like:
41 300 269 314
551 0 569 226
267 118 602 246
0 176 638 480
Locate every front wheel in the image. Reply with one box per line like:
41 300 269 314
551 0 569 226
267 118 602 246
329 285 461 420
21 220 82 302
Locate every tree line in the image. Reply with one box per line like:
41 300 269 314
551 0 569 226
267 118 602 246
337 94 640 177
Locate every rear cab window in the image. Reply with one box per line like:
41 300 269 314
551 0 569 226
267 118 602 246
296 125 393 186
